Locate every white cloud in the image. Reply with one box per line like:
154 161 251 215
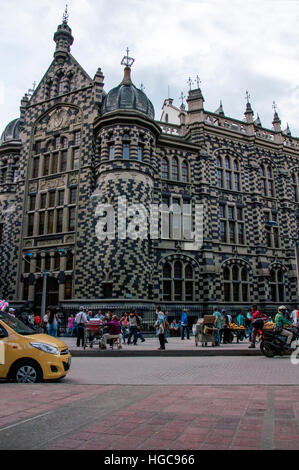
0 0 299 136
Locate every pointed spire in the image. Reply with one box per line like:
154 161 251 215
53 6 74 62
120 48 135 85
254 113 262 127
244 91 254 123
284 123 292 136
215 100 225 117
272 101 281 132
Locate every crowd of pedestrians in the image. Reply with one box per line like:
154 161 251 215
10 302 299 351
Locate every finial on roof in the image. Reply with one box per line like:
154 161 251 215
284 123 292 136
215 100 225 117
187 77 193 91
195 75 201 89
121 47 135 68
254 113 262 127
179 92 186 110
63 4 69 24
272 100 281 124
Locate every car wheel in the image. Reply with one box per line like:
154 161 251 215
10 360 43 384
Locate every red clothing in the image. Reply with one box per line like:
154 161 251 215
251 310 267 323
102 320 121 335
34 316 41 325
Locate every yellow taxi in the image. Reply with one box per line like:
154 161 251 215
0 310 71 383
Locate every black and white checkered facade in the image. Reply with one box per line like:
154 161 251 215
0 18 298 316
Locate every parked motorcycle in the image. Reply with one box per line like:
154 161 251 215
260 326 299 357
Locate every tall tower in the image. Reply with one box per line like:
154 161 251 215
93 50 161 300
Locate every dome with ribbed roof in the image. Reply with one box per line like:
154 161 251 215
101 67 155 120
1 118 20 145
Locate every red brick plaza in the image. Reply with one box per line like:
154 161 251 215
1 383 299 450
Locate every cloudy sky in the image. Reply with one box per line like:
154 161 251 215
1 0 299 136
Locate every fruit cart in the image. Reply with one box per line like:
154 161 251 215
225 323 247 343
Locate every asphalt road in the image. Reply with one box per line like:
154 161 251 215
63 355 299 385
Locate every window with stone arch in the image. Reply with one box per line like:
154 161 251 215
291 170 299 203
223 264 250 302
260 162 275 197
162 259 195 301
57 74 64 95
269 267 285 303
162 157 169 179
216 155 241 191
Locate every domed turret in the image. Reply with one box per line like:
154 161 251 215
1 118 20 145
101 52 155 120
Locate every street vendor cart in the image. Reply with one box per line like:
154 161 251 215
194 315 217 347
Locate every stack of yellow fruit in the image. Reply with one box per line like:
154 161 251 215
263 321 275 330
228 323 243 329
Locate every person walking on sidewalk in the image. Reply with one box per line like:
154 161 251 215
47 310 59 337
75 307 89 348
155 307 166 350
127 312 141 345
213 307 222 346
66 314 75 337
120 312 129 344
181 311 190 340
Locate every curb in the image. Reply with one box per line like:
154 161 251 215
69 349 262 358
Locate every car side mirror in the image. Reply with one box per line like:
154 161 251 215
0 332 7 339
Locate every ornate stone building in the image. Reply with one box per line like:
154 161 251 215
0 15 298 320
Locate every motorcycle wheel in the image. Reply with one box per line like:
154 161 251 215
260 341 276 358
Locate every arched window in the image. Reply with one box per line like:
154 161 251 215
216 156 240 191
162 260 195 301
223 264 250 302
163 263 172 278
182 160 188 182
269 268 285 302
162 158 169 179
172 157 179 181
260 163 274 197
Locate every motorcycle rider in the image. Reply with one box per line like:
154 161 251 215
275 306 293 349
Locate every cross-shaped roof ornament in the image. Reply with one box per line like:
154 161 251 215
63 4 69 24
272 100 278 113
246 90 251 103
195 75 201 88
121 47 135 68
179 92 186 106
187 77 193 91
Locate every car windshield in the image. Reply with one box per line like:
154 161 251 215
0 311 36 336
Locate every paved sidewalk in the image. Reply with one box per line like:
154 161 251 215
61 335 261 356
1 384 299 450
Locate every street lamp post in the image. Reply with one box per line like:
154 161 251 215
41 270 48 326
